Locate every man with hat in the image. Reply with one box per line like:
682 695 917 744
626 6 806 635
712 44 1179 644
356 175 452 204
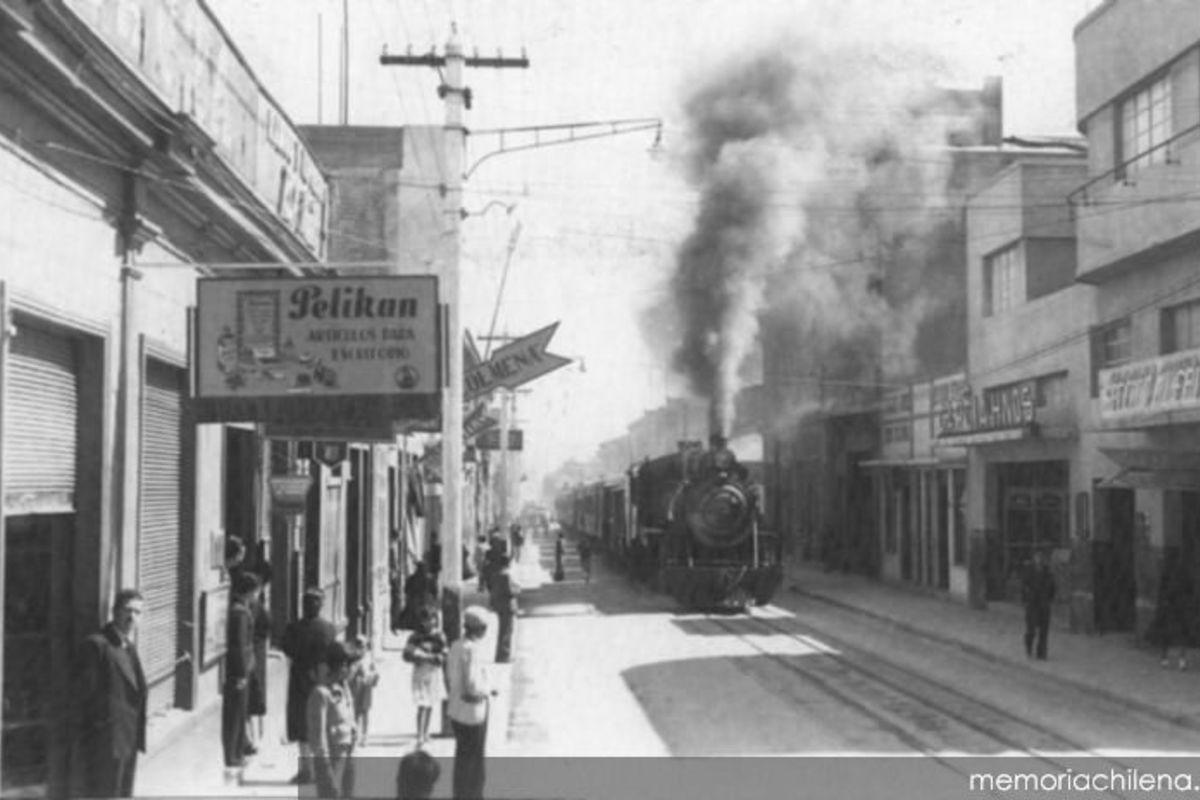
446 606 495 800
1022 548 1056 660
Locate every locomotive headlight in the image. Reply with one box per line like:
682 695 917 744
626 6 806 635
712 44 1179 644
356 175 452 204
712 447 736 472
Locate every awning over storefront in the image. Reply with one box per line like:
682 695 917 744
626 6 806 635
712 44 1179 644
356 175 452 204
859 457 964 468
1098 448 1200 491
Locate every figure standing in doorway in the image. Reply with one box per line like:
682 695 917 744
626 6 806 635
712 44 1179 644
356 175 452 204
1151 551 1195 670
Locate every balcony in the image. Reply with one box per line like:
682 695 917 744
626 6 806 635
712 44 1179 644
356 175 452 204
1071 122 1200 283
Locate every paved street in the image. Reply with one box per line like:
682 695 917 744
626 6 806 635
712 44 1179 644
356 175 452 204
137 532 1200 798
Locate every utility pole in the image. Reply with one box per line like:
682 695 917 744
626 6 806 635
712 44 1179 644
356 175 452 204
381 26 528 639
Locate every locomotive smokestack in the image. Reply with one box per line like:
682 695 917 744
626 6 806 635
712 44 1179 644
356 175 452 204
709 400 727 449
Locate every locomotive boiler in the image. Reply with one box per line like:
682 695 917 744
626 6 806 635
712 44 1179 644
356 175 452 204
631 435 783 610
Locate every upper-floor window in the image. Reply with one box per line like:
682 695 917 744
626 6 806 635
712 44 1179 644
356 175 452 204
1090 318 1133 397
1118 74 1172 178
1162 299 1200 354
983 243 1025 317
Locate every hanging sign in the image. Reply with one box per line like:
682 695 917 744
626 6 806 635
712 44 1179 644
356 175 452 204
463 322 571 402
192 276 441 425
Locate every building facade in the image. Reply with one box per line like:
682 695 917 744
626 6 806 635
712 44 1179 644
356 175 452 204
1073 0 1200 635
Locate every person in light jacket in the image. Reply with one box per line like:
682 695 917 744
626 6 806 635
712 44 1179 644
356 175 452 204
306 641 359 798
446 607 496 800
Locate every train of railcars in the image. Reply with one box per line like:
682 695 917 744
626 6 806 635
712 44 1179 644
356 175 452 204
559 437 783 610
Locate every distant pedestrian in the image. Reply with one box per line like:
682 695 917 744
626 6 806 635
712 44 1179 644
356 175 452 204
447 607 495 800
246 563 272 754
1022 549 1056 660
488 555 520 663
282 589 337 784
397 748 441 799
553 532 565 582
306 641 359 798
72 588 148 798
578 538 593 584
1150 552 1196 670
347 635 381 743
390 529 405 632
474 535 489 592
403 606 447 745
403 560 437 629
223 571 259 769
510 523 525 563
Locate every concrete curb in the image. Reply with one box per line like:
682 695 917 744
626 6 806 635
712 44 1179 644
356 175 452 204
789 584 1200 733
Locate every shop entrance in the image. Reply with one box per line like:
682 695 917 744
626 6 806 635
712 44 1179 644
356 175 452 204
993 461 1068 601
1093 487 1136 632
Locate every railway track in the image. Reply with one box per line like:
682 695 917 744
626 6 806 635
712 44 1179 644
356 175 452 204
703 609 1138 798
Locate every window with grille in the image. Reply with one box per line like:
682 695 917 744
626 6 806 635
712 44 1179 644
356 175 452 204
1118 74 1172 178
1162 299 1200 354
983 243 1025 317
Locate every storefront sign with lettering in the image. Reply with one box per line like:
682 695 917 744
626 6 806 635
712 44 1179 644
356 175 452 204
1099 347 1200 423
937 381 1035 438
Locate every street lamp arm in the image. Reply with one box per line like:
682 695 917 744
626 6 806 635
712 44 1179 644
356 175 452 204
465 118 662 180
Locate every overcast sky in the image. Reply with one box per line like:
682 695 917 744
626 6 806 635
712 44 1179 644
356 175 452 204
208 0 1100 497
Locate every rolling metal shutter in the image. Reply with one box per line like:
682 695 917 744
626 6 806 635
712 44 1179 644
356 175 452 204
139 360 185 689
4 324 78 513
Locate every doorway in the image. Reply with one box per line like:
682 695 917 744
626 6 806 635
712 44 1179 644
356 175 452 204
1093 487 1136 632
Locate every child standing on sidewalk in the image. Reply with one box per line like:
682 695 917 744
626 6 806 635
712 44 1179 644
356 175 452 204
348 635 380 744
306 641 358 798
403 606 447 746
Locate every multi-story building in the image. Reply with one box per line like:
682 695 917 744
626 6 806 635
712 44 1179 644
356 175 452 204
1072 0 1200 635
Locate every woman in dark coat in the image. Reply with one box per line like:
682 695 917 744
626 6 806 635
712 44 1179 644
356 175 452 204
246 574 271 751
1152 553 1196 670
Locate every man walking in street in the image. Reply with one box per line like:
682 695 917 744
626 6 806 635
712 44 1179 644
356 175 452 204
72 588 148 798
1022 549 1056 660
222 571 259 769
282 588 337 783
488 555 519 663
447 607 495 800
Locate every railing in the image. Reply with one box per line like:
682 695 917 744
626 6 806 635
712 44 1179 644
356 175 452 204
1068 121 1200 208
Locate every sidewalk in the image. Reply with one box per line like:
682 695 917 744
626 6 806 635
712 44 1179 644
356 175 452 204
138 549 546 797
785 563 1200 731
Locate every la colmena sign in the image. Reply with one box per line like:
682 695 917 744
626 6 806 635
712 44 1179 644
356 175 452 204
193 277 440 425
937 381 1035 440
1099 348 1200 424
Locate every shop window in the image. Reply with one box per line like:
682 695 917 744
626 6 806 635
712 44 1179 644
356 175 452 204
1162 299 1200 354
983 243 1025 317
1089 319 1133 397
1116 73 1172 179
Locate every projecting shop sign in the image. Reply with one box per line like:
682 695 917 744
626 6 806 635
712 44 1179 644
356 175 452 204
193 277 441 426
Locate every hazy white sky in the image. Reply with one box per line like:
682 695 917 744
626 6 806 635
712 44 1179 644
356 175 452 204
208 0 1099 495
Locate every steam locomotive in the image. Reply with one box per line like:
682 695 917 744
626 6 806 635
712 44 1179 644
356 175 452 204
559 436 783 610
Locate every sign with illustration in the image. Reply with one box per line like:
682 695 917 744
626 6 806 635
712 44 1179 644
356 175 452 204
196 276 438 399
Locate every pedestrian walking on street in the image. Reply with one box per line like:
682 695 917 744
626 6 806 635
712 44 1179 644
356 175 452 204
578 538 593 584
71 588 148 798
1150 551 1196 670
489 555 520 663
282 588 337 784
397 748 441 799
306 641 359 799
554 532 566 582
511 523 525 563
222 571 259 769
403 606 447 746
348 635 381 744
246 562 272 754
1022 549 1056 660
447 607 496 800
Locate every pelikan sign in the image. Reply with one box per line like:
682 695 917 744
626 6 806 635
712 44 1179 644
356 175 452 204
193 276 441 426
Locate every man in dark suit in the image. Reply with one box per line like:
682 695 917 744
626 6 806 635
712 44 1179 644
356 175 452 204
1022 549 1057 660
73 588 148 798
282 588 337 784
488 555 519 663
223 571 260 768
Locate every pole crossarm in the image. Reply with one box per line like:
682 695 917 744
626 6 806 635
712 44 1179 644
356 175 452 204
465 118 662 179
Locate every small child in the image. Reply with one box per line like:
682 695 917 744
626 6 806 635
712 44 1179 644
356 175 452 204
396 748 441 799
347 635 381 745
306 641 358 798
403 605 447 746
